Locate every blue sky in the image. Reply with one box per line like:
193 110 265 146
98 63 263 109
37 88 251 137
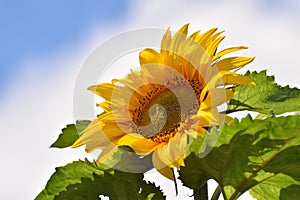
0 0 130 94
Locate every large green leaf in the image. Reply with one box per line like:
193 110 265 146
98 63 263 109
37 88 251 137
50 120 91 148
36 160 165 200
35 159 108 200
56 170 164 200
179 115 300 200
228 71 300 114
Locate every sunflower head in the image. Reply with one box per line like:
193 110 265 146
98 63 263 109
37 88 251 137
72 24 254 179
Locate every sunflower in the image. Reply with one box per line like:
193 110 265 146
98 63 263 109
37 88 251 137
72 24 254 179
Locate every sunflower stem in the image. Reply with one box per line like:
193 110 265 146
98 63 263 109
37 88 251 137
172 168 178 195
211 185 222 200
194 182 208 200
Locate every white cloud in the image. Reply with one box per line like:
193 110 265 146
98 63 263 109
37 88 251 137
0 0 299 199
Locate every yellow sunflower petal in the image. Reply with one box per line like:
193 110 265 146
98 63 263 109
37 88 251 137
73 135 111 153
112 78 145 101
185 130 198 138
71 119 105 149
101 123 127 139
206 36 225 57
155 134 186 169
216 56 255 71
219 71 254 85
196 28 218 46
169 133 187 168
139 48 162 66
169 25 188 56
140 62 168 84
117 134 159 155
96 101 112 112
188 30 200 40
207 31 224 44
213 46 248 60
197 110 215 126
156 144 174 167
201 71 254 99
117 133 144 144
225 115 233 123
72 138 84 148
186 119 208 137
177 23 189 35
97 143 118 163
201 88 235 109
72 119 125 152
152 151 174 180
88 83 117 101
161 27 172 53
197 108 226 126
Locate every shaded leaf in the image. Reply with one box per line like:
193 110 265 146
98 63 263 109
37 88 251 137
35 159 109 200
50 120 91 148
35 160 164 200
107 146 154 174
179 115 300 200
56 171 164 200
228 71 300 114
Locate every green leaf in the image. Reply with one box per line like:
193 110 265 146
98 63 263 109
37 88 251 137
228 71 300 114
249 173 300 200
179 115 300 200
50 120 91 148
56 171 164 200
35 159 109 200
107 146 154 174
35 160 165 200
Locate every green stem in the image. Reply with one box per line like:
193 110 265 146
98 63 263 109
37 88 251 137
172 168 178 195
211 186 222 200
194 182 208 200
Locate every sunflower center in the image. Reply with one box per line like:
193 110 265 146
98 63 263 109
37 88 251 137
131 82 200 143
140 89 181 137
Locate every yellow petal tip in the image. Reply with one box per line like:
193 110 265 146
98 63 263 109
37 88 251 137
72 139 84 148
178 23 189 34
87 85 97 92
